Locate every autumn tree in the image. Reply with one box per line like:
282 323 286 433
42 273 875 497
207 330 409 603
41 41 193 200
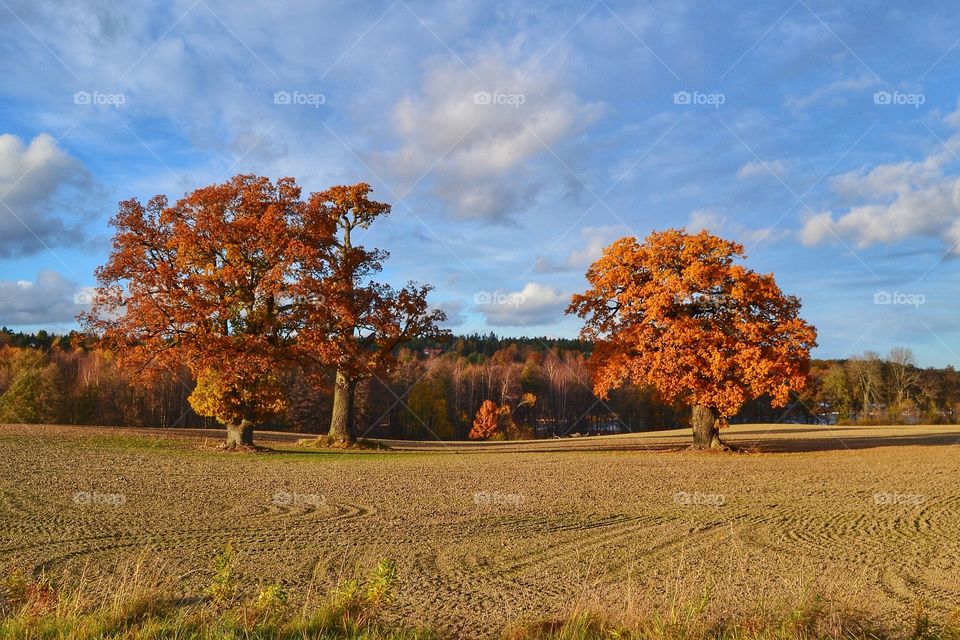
298 184 447 445
468 393 536 440
818 364 853 420
402 378 454 440
469 399 500 440
846 352 883 419
887 346 920 412
0 350 62 424
568 229 817 449
81 175 337 448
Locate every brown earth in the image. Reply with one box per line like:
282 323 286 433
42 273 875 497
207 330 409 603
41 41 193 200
0 422 958 637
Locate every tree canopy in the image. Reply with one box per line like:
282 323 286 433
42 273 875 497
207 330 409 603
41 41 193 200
297 184 447 444
568 229 817 449
82 175 447 447
82 175 338 446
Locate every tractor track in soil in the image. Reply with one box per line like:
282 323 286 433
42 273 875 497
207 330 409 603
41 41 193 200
0 422 958 638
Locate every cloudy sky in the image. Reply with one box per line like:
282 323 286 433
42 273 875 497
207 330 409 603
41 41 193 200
2 1 960 365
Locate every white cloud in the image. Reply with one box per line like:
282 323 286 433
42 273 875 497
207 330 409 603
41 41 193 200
0 2 368 184
736 159 788 180
800 109 960 252
787 74 879 110
3 4 602 225
688 208 787 245
0 133 94 257
535 224 628 273
379 51 603 221
476 282 567 326
565 225 627 266
0 271 89 326
436 300 467 328
688 208 727 233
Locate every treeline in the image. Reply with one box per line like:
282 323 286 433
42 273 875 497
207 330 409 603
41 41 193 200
1 328 957 437
809 348 960 425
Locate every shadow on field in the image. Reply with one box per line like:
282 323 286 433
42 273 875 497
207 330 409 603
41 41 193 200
734 428 960 453
21 423 960 455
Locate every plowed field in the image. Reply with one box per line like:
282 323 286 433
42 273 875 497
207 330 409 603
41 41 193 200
1 423 958 637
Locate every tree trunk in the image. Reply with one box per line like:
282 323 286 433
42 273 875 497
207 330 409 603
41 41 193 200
328 369 357 444
690 405 725 450
225 419 255 448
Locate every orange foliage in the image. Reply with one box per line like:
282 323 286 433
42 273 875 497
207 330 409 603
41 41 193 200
469 400 500 440
295 184 447 385
82 175 447 441
567 229 817 424
81 175 340 430
468 397 532 440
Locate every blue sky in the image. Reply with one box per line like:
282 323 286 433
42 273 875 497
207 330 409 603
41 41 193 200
2 1 960 366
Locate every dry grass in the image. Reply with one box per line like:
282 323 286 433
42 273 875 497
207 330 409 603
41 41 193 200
504 549 960 640
2 555 958 639
0 552 433 639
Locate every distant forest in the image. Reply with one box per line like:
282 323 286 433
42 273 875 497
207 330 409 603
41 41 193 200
1 327 958 438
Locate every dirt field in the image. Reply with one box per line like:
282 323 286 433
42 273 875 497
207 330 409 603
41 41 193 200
1 423 958 637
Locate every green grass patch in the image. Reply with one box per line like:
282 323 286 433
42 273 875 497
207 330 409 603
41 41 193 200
0 428 438 464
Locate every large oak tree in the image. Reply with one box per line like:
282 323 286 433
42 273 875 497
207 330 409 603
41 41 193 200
81 175 338 447
298 185 447 445
83 177 445 447
567 229 817 449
